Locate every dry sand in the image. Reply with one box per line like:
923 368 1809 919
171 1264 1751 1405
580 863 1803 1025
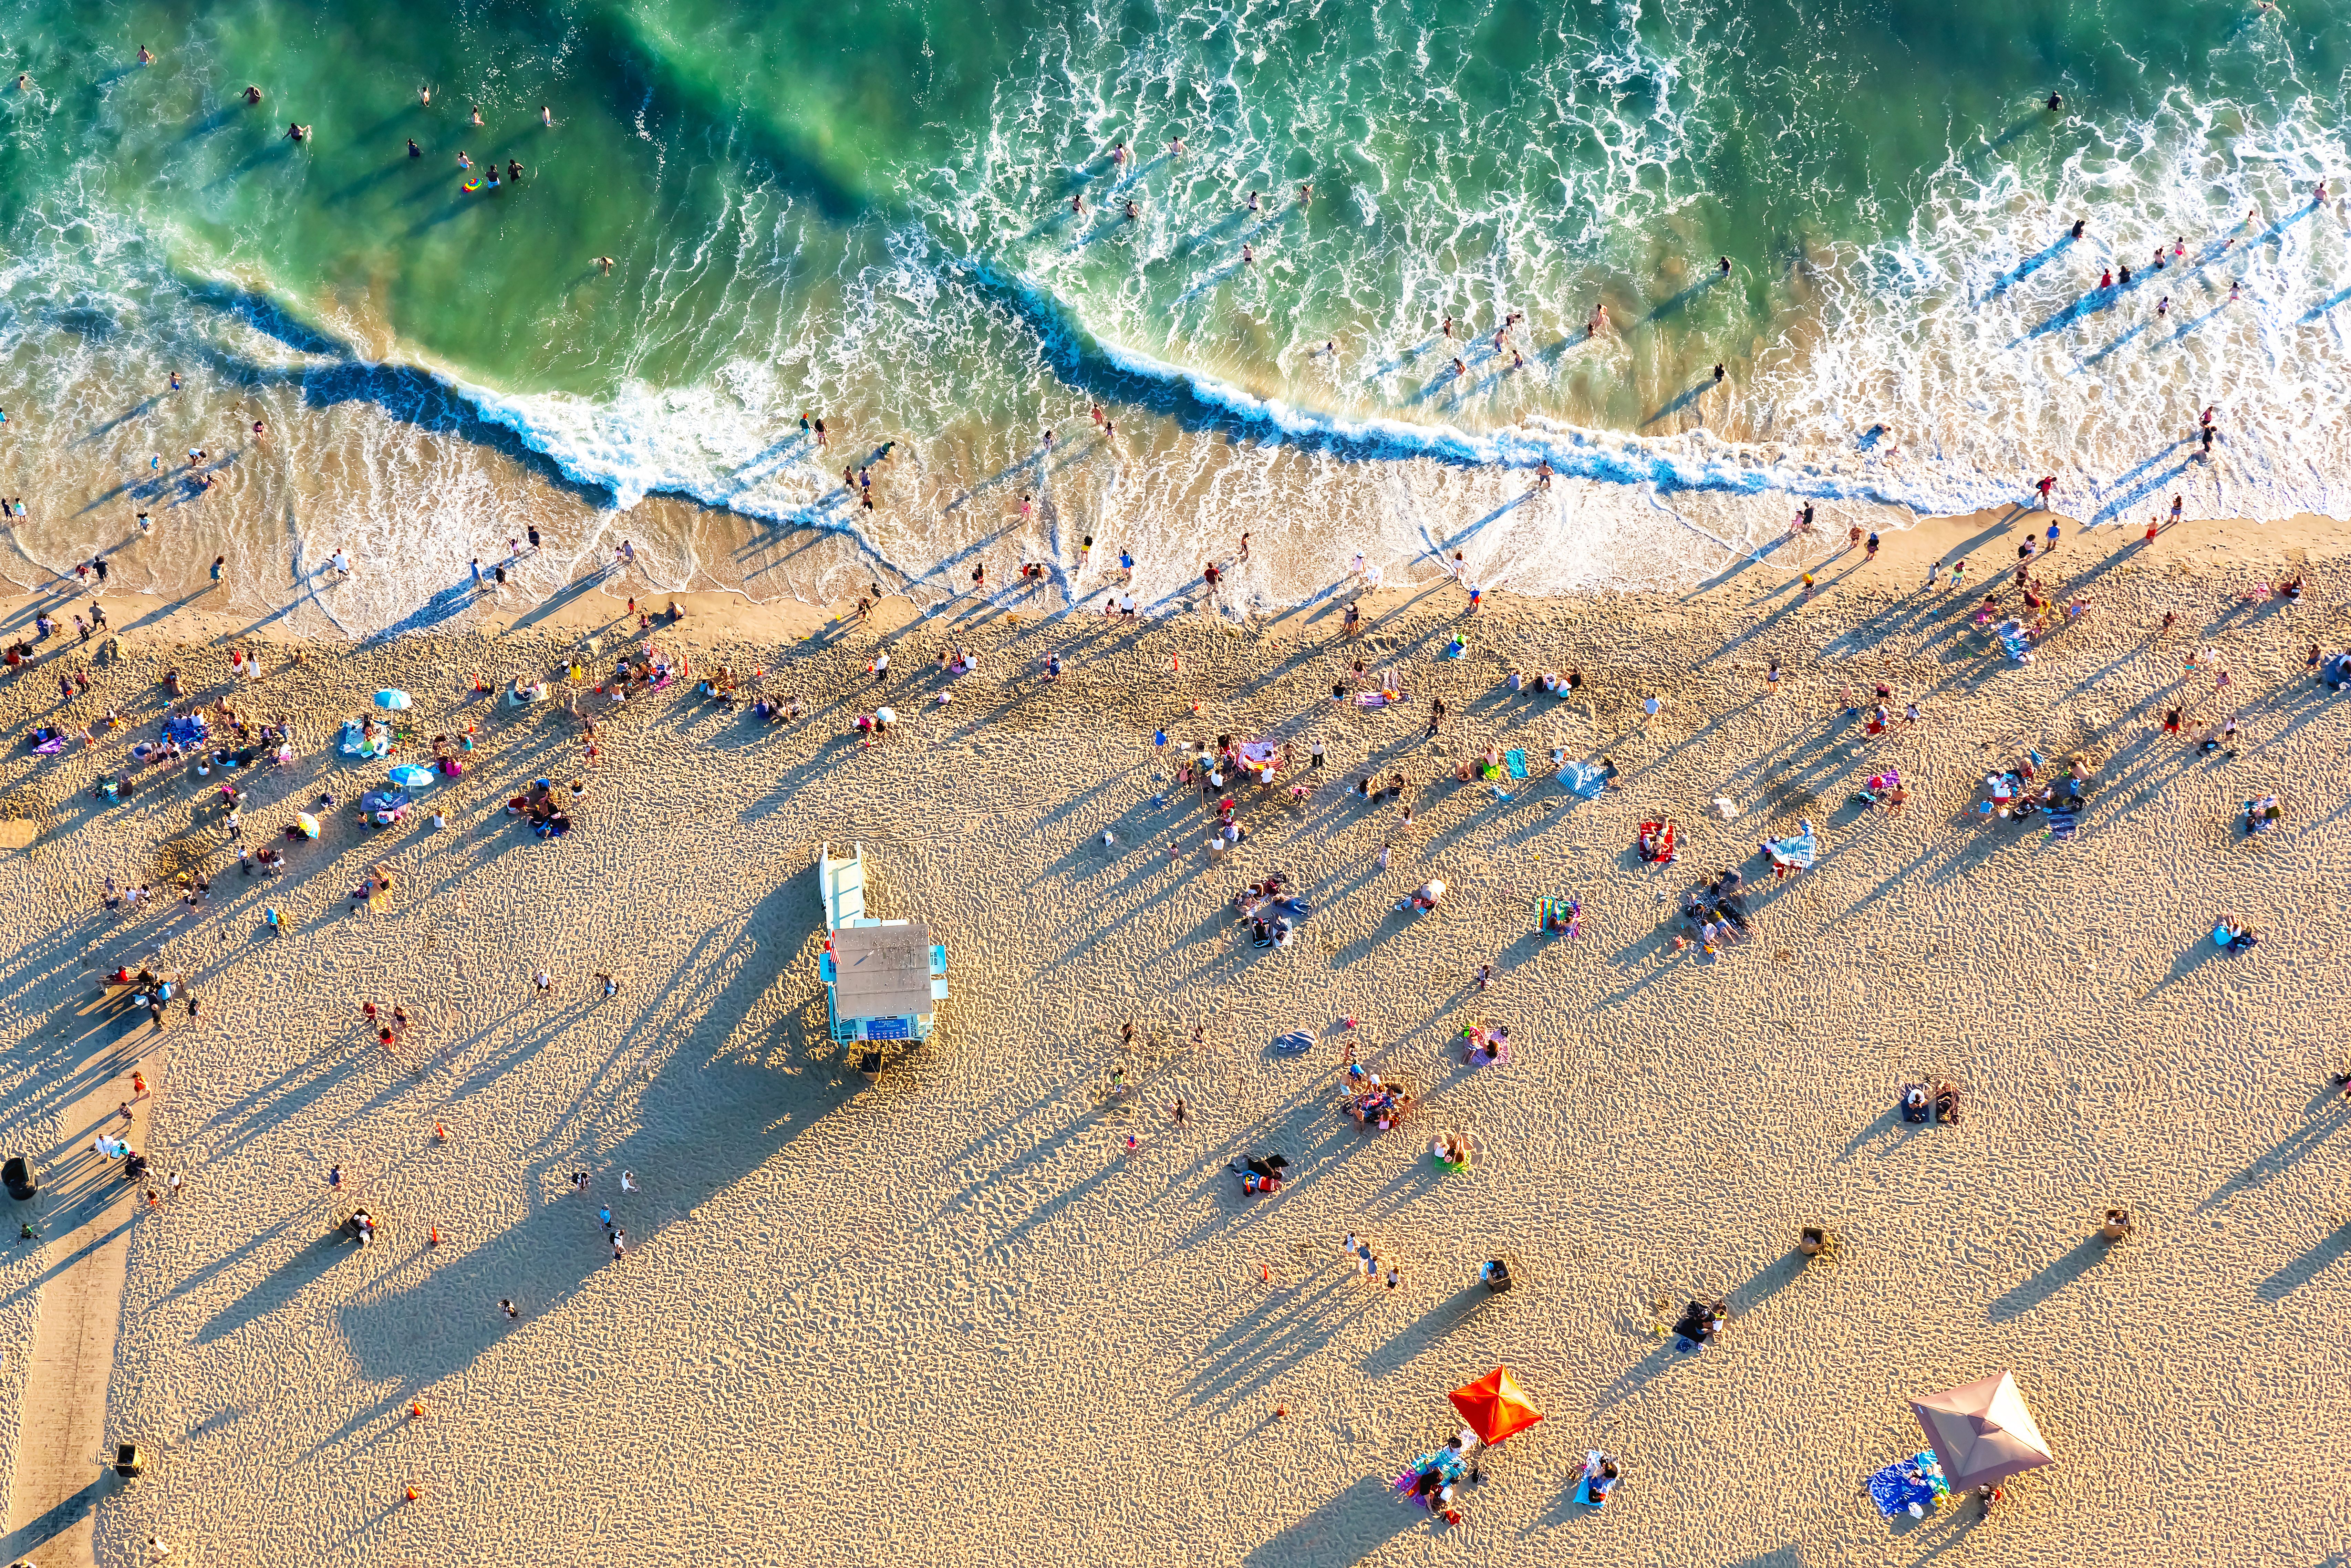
1 504 2349 1567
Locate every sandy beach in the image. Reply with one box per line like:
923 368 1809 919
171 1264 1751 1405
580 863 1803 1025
2 502 2350 1567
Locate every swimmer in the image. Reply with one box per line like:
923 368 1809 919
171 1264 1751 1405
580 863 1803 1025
1246 189 1260 212
168 371 181 391
2047 91 2063 112
242 85 262 104
1324 339 1336 354
1587 303 1609 336
407 138 421 158
1241 242 1253 264
1713 361 1726 383
419 85 432 107
138 45 154 65
1298 181 1312 206
541 105 553 126
1071 192 1084 216
508 159 522 184
1110 139 1125 166
457 150 471 169
285 123 310 142
1169 134 1184 158
471 106 484 126
1124 198 1138 221
1535 459 1553 490
1719 255 1732 274
595 255 614 274
1452 357 1466 379
13 74 28 92
2157 295 2169 316
2071 218 2085 240
1442 314 1453 339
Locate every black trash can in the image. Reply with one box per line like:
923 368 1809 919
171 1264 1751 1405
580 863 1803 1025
1479 1254 1518 1294
2 1155 34 1202
114 1443 142 1478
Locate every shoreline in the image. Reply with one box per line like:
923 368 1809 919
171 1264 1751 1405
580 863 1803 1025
4 497 2339 656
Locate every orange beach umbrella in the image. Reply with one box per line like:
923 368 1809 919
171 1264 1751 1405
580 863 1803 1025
1449 1366 1544 1446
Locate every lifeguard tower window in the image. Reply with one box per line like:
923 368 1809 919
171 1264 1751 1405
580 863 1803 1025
830 924 936 1021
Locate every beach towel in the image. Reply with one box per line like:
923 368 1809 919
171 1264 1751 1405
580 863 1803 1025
1558 762 1607 798
32 738 64 755
1356 690 1406 707
1763 821 1818 871
1270 1030 1315 1057
1537 896 1582 937
2047 801 2081 841
1867 1457 1941 1519
1504 749 1528 779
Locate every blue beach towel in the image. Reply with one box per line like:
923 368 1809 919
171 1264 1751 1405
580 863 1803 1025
1558 762 1607 798
1504 749 1528 779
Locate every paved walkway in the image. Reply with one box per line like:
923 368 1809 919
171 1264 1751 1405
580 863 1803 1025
3 1021 156 1568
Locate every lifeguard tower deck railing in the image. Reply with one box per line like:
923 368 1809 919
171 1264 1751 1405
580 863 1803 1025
817 842 948 1044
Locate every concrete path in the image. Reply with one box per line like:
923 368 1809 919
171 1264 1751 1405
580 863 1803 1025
3 1022 156 1568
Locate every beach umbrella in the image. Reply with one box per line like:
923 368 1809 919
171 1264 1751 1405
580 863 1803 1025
1911 1371 2053 1491
388 764 435 790
293 812 320 839
876 707 896 727
373 689 413 710
1449 1367 1544 1446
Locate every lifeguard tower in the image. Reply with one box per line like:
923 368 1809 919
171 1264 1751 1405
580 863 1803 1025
817 842 947 1048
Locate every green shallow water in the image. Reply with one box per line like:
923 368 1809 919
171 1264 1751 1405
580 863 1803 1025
5 0 2337 397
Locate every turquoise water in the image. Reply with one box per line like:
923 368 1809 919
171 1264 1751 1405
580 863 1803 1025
0 0 2345 621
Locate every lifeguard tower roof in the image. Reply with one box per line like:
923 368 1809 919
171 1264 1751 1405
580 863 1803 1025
828 922 937 1022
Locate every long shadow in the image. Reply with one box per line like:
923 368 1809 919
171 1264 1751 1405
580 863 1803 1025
2300 284 2351 322
1986 1234 2108 1322
1241 1473 1416 1567
1640 270 1728 325
1358 1284 1494 1377
2199 1107 2350 1212
2257 1221 2351 1300
330 873 833 1383
1637 377 1717 429
1980 235 2073 303
0 1475 122 1562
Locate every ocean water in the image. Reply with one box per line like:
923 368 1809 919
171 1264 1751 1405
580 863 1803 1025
0 0 2345 630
